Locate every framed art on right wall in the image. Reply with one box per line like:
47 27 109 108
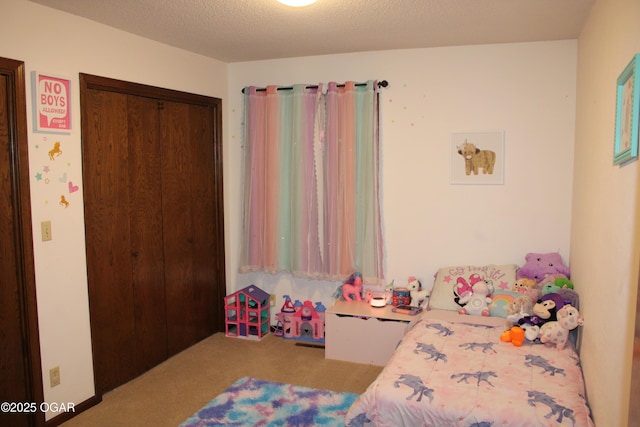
614 54 640 166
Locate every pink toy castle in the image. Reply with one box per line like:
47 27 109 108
224 285 270 340
275 295 325 344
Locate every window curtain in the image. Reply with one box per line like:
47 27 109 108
239 81 383 284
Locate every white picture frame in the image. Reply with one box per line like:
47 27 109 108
451 131 505 185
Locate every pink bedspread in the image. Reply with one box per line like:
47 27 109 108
345 310 594 427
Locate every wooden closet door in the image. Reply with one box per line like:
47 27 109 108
81 74 225 397
82 89 139 394
127 95 168 371
160 101 221 355
83 92 169 393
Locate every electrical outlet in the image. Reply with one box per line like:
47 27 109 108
41 221 52 241
270 294 277 307
50 366 60 387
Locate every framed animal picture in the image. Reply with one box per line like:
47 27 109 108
613 54 639 166
451 131 505 185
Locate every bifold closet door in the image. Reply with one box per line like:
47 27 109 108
160 101 220 356
83 89 139 394
82 90 168 394
82 74 226 397
127 95 168 371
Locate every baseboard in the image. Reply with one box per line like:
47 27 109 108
45 395 101 426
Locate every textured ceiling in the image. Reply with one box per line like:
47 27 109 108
29 0 595 63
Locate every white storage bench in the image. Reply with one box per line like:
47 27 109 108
325 300 414 366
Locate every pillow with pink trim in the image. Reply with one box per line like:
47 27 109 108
428 264 518 312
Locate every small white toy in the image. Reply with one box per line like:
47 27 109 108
407 276 429 307
458 278 493 316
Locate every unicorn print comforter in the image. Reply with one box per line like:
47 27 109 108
345 310 594 427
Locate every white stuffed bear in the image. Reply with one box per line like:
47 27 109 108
539 304 584 350
458 278 493 316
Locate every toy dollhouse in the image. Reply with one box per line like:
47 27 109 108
275 295 326 344
224 285 270 340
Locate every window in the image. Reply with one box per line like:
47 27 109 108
240 81 384 284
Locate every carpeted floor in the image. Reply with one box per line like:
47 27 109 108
60 332 382 427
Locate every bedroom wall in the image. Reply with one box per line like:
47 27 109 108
572 0 640 425
0 0 227 420
7 0 621 423
226 41 577 315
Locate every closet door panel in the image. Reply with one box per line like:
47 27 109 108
161 102 218 354
127 95 167 371
160 101 195 355
189 104 220 331
82 89 138 394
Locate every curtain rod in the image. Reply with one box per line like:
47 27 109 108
242 80 388 94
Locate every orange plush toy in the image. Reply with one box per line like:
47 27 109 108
501 326 526 346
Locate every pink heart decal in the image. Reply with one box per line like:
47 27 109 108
68 181 79 193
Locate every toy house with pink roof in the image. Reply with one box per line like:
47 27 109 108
275 296 326 344
224 285 270 340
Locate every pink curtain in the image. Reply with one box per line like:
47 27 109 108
323 81 383 283
240 81 383 284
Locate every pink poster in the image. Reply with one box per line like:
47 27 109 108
34 72 71 132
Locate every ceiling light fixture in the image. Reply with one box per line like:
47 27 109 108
277 0 318 6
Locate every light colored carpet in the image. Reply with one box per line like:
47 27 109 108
61 332 382 427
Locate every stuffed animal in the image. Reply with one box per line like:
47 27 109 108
340 273 363 302
453 274 483 307
500 326 526 346
542 277 576 295
458 278 494 316
523 287 542 305
538 273 566 289
504 295 533 329
541 282 562 295
517 292 567 340
539 304 584 349
517 252 570 283
512 278 537 294
407 276 429 307
555 277 574 289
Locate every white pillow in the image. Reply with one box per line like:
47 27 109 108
428 264 518 312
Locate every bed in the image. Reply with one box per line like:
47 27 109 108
345 264 594 427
